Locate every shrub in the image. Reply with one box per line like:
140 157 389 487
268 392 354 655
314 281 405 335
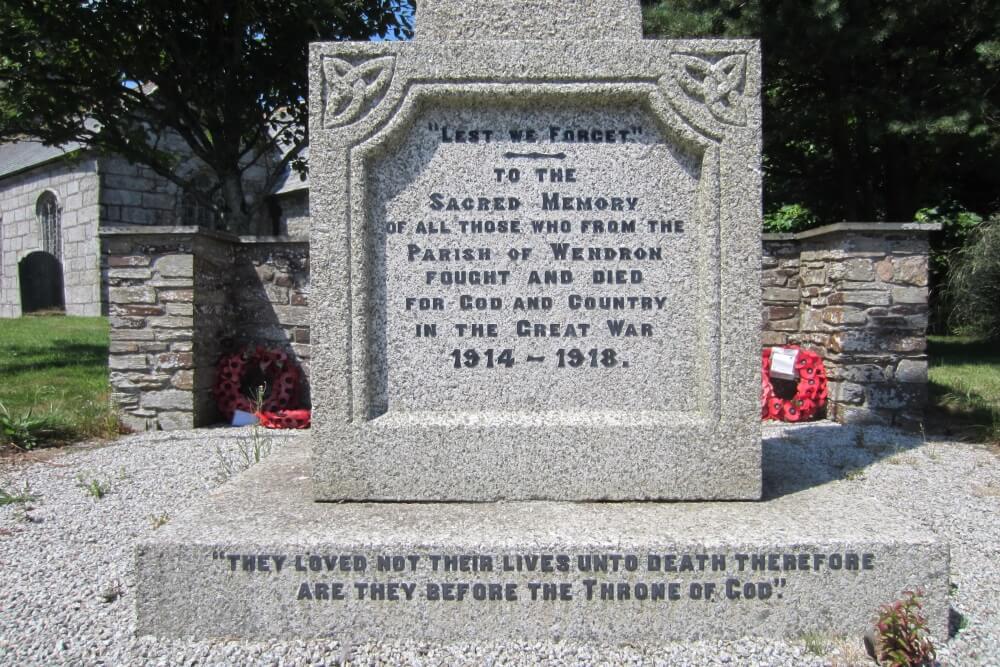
868 590 936 667
916 203 983 276
946 215 1000 340
763 203 818 234
0 402 56 450
916 202 984 333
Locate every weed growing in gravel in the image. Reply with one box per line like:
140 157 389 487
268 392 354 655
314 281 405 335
149 513 170 529
843 467 866 481
866 589 936 667
801 631 827 655
214 426 273 483
214 385 274 483
0 482 38 506
76 474 110 500
887 453 919 466
0 402 60 450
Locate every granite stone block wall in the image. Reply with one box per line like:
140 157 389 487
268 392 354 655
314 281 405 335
99 156 184 227
762 223 938 428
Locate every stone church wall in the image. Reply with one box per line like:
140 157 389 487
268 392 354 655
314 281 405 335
0 157 101 317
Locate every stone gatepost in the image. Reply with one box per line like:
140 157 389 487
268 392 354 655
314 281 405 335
763 222 939 428
102 228 235 430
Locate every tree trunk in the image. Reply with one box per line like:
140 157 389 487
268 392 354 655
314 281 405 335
220 171 251 234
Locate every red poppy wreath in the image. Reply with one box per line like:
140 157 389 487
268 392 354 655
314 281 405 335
761 346 828 422
213 346 310 429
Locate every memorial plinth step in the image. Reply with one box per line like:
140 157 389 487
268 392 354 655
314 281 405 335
136 438 948 643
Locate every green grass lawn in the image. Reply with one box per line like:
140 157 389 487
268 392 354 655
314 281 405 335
928 335 1000 442
0 315 116 448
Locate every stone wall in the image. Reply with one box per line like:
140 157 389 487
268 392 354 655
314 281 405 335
230 241 311 402
271 190 310 239
99 156 185 227
105 223 935 431
762 223 938 428
0 156 101 317
1 141 286 319
102 227 308 430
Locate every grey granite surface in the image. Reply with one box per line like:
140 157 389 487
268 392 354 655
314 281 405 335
136 435 948 643
414 0 643 41
308 1 763 500
2 423 986 664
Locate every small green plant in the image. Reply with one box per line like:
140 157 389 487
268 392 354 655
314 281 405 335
843 467 866 481
0 482 39 506
214 385 273 483
763 203 819 234
77 474 110 500
801 630 827 656
0 402 51 450
867 590 936 666
149 512 170 529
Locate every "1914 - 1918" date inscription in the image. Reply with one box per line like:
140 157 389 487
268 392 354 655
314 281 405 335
450 348 624 369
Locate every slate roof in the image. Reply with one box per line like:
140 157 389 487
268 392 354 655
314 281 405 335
0 138 83 180
271 144 310 196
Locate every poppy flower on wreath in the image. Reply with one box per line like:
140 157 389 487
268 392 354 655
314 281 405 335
761 346 827 422
213 346 310 429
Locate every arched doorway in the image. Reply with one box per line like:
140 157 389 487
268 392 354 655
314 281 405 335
18 251 64 313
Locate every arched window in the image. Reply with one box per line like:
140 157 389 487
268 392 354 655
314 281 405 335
36 191 61 259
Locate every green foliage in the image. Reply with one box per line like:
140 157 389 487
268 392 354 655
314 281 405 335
800 631 827 656
914 203 984 332
946 216 1000 340
0 1 412 233
76 474 110 500
0 316 120 447
871 590 936 666
929 336 1000 443
763 204 818 234
0 402 49 449
916 203 983 275
214 385 274 482
642 0 1000 223
0 482 39 506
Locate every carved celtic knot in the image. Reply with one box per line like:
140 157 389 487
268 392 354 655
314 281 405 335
669 53 748 128
322 55 395 128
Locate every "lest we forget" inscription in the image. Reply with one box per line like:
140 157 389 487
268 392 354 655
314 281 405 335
371 104 703 413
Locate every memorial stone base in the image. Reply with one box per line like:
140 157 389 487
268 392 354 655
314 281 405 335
136 437 949 643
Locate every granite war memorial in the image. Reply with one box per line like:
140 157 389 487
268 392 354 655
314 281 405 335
136 0 949 644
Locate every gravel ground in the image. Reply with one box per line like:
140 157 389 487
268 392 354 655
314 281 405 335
0 422 997 666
